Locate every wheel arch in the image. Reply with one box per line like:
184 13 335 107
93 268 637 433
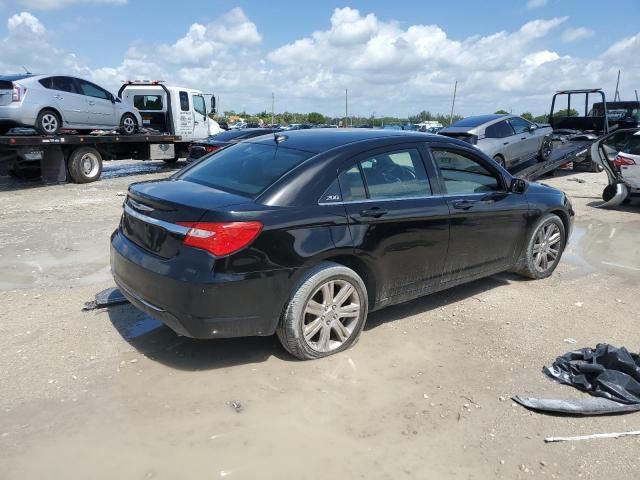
37 106 63 124
321 254 378 309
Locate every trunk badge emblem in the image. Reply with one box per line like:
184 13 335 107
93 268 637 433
129 199 155 213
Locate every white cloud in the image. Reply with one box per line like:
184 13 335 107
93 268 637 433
7 11 45 35
18 0 126 10
562 27 594 43
2 8 638 117
527 0 548 9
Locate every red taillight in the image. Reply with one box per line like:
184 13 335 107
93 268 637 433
12 83 26 102
613 154 636 167
205 145 221 153
176 221 262 256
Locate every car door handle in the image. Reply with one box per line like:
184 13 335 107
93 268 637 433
55 95 63 100
360 207 388 218
88 101 96 106
503 142 509 145
452 200 476 210
521 137 526 140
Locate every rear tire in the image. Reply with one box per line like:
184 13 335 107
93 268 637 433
277 262 368 360
36 109 61 135
67 147 103 183
162 157 180 164
515 214 566 280
120 113 138 135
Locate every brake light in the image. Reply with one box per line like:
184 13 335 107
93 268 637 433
12 83 26 102
613 154 636 166
176 221 262 256
206 145 221 153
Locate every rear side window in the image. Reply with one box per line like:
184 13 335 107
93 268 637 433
432 149 501 194
45 76 79 94
179 143 312 196
179 91 189 111
338 148 431 201
133 95 163 110
485 120 515 138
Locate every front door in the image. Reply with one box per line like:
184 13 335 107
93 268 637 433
192 94 209 139
176 91 194 140
428 146 529 283
339 145 450 305
76 79 117 127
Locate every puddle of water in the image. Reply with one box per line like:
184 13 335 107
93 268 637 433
565 220 640 279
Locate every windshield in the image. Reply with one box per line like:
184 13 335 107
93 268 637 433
179 142 312 196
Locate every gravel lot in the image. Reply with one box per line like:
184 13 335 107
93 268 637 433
1 161 639 479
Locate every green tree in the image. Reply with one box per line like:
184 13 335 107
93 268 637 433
521 112 534 121
307 112 326 125
533 113 549 123
553 108 579 117
494 109 510 115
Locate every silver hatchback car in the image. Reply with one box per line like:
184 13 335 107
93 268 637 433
439 114 553 170
0 74 142 135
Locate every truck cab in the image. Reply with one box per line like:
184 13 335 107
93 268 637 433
118 81 215 141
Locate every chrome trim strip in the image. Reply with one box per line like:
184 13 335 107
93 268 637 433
118 280 166 312
123 204 190 235
318 192 510 206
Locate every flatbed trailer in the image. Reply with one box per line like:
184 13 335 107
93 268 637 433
512 137 592 181
0 132 183 183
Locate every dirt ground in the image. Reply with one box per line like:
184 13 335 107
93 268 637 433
1 160 639 480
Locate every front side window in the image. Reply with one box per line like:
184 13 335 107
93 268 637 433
193 95 206 116
432 149 501 194
338 149 431 201
179 91 189 111
133 95 163 111
509 117 532 134
77 80 110 100
179 143 312 197
485 120 515 139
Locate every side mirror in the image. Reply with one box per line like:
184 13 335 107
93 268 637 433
510 178 528 194
210 96 216 114
110 94 116 104
528 124 537 133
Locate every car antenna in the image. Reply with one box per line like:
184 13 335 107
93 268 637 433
274 133 287 144
22 66 32 75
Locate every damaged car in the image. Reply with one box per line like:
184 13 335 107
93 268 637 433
592 128 640 205
111 129 573 360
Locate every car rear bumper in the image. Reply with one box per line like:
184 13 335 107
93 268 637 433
0 105 35 127
110 228 295 339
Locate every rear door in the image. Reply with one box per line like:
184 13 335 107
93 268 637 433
339 145 450 304
482 119 518 167
76 79 117 127
192 94 209 139
44 76 88 125
428 145 529 283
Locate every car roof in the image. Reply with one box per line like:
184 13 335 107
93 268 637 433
247 128 449 153
448 114 513 128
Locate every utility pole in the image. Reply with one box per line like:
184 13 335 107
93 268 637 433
271 92 275 126
614 70 621 101
344 89 348 128
449 80 458 126
635 90 639 102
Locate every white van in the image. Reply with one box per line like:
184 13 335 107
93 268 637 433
118 81 217 149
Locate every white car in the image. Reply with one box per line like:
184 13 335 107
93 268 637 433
592 128 640 204
0 74 142 135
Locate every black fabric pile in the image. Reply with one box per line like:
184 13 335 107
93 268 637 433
543 343 640 404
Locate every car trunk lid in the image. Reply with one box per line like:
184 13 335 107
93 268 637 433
122 179 251 258
0 80 13 107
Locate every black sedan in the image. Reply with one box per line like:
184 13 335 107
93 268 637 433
111 129 574 359
186 128 279 163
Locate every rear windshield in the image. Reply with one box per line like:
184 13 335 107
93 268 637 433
0 74 33 82
209 130 253 141
133 95 163 110
179 143 312 196
623 134 640 155
451 115 503 128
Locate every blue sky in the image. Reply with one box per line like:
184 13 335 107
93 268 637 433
1 0 639 117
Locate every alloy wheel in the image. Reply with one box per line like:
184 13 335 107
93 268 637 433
41 113 58 134
122 116 136 134
532 222 562 273
302 279 361 353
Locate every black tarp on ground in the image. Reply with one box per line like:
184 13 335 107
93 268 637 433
544 344 640 404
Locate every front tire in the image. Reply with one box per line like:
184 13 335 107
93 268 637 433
277 262 368 360
493 154 507 169
67 147 103 183
515 214 566 280
120 113 138 135
36 109 61 135
538 137 553 162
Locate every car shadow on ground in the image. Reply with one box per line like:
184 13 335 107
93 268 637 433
108 274 513 371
